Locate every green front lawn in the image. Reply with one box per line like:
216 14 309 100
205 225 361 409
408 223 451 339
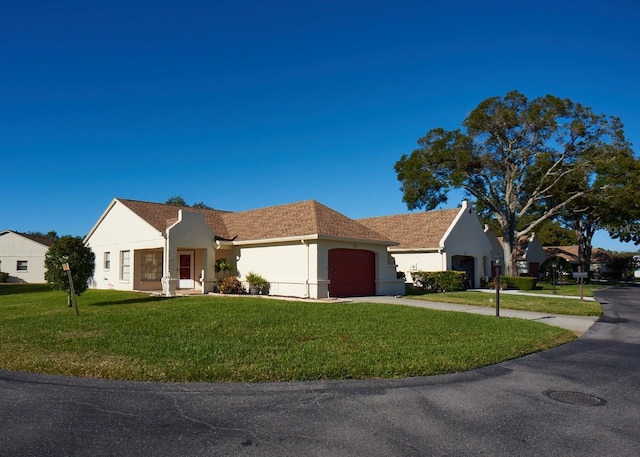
0 284 575 382
405 290 602 316
528 282 603 297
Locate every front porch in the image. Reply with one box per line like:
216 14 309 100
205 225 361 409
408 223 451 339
132 246 217 296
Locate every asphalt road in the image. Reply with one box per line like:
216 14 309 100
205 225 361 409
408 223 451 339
1 287 638 456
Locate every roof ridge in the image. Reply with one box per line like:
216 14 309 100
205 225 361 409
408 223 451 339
230 199 319 216
117 197 233 214
358 207 460 221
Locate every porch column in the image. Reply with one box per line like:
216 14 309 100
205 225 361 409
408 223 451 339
162 237 178 297
201 245 217 293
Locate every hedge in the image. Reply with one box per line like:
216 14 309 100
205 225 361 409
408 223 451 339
501 276 537 291
411 271 468 293
0 272 8 283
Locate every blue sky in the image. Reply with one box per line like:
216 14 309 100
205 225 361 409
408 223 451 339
3 0 639 252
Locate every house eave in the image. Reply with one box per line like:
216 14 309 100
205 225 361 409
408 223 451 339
232 234 398 247
389 246 443 253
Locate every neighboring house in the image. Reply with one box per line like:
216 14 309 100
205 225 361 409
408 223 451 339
84 198 405 298
489 232 547 278
0 230 54 283
358 200 493 288
518 234 547 277
634 255 640 278
544 246 614 278
483 225 504 275
512 234 547 278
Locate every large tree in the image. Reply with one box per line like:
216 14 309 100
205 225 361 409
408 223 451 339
395 90 632 276
552 146 640 274
44 236 95 306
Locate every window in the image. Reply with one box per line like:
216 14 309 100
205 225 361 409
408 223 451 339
120 250 130 281
104 252 111 271
17 260 28 272
141 251 162 281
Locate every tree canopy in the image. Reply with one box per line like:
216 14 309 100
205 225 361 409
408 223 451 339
395 90 637 275
44 236 95 299
165 195 187 206
165 196 213 210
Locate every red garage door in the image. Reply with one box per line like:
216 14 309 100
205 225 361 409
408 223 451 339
328 248 376 297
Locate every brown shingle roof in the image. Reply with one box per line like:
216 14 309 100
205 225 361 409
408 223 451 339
117 198 392 243
118 198 231 236
544 246 613 264
497 236 532 258
1 230 55 247
227 200 392 242
358 208 460 250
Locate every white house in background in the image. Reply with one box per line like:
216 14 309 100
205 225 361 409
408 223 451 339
358 200 493 288
514 233 547 277
0 230 54 283
484 225 504 275
485 227 548 278
490 232 547 278
84 198 405 298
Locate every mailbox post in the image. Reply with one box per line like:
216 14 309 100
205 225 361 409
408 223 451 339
62 262 79 316
572 269 588 302
494 257 501 318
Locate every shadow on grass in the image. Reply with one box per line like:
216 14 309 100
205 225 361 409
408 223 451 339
0 284 52 295
88 295 172 307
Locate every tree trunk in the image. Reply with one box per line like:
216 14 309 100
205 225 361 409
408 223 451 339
501 212 518 277
575 216 596 281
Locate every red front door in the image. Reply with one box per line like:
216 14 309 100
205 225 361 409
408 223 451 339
328 248 376 297
178 252 194 288
180 255 190 279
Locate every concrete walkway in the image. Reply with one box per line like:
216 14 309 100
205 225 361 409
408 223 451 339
469 287 596 301
350 294 599 336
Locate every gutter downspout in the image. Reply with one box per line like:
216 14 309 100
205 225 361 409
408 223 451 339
302 240 310 298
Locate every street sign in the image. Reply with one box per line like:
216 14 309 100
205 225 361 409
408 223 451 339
572 272 588 279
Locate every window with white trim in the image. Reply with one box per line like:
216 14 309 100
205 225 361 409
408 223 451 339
104 252 111 271
120 250 130 281
17 260 28 272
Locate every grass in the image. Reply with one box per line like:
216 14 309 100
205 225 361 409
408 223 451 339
527 282 603 297
405 290 602 316
0 284 576 382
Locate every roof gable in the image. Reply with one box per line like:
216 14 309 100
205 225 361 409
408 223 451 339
358 208 460 249
0 230 55 247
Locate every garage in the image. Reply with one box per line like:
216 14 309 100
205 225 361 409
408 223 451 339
328 248 376 297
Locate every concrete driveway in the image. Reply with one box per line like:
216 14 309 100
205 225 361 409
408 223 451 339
1 287 638 456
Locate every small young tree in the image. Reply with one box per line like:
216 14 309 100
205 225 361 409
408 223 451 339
44 236 95 306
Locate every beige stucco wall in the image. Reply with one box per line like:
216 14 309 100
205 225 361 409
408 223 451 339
0 232 49 283
523 236 547 266
237 241 319 298
235 238 404 299
86 204 218 294
390 203 494 288
442 205 494 287
165 211 217 293
85 201 165 291
391 250 445 283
